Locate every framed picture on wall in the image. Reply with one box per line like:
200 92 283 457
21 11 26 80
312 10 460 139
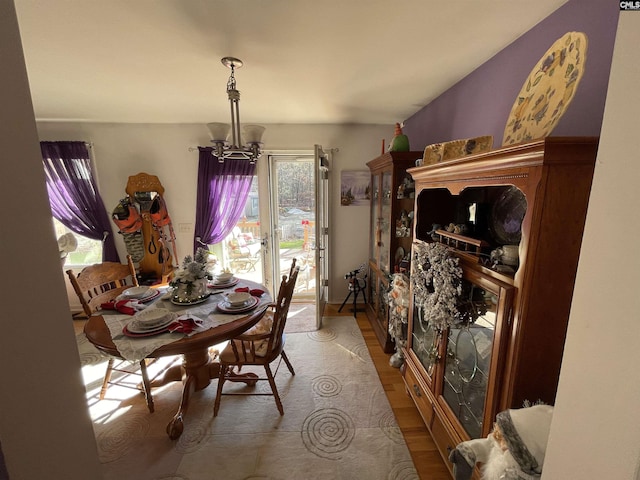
340 170 370 206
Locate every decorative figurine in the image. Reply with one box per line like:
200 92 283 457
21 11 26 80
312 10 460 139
388 273 410 368
427 223 442 241
449 403 554 480
389 123 410 152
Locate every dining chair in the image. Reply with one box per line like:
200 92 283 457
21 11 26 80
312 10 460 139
66 255 156 412
214 258 300 416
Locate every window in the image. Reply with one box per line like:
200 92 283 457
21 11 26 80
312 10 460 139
54 218 102 266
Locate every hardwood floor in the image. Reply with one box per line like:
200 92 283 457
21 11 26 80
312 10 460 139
324 303 451 480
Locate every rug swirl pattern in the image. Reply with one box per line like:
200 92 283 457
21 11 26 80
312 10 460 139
78 316 418 479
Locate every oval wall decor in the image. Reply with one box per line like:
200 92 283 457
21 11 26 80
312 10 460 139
503 31 588 146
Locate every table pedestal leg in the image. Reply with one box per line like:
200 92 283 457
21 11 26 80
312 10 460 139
155 352 269 438
165 349 221 439
149 363 183 388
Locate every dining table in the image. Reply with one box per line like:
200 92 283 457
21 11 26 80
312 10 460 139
83 278 272 439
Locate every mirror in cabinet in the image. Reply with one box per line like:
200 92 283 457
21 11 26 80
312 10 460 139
414 185 527 278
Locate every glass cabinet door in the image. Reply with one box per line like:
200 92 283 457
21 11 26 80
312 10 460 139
379 171 392 274
369 173 380 267
410 300 442 381
370 273 379 317
377 278 389 324
441 272 513 439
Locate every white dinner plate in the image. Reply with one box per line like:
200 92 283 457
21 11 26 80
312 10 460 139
137 289 161 303
133 308 174 327
126 315 176 334
208 277 239 289
122 286 152 299
217 295 259 313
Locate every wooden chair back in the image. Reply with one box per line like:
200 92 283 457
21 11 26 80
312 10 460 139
66 255 138 316
266 259 300 356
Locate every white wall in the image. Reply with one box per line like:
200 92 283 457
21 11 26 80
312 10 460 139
36 122 395 304
0 2 102 478
543 14 640 480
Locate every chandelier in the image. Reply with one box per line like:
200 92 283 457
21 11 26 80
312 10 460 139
207 57 265 164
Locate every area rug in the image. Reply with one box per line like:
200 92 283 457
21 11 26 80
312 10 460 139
284 302 318 333
77 316 418 480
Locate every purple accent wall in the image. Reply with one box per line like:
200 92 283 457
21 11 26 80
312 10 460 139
403 0 619 150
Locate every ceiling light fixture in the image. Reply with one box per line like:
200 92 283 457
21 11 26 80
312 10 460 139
207 57 265 164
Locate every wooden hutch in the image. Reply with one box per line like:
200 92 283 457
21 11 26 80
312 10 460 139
401 137 598 476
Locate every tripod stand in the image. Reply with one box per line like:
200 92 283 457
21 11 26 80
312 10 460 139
338 266 367 318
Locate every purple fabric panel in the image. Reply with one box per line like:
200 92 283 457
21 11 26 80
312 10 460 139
403 0 619 151
41 141 119 263
193 147 256 253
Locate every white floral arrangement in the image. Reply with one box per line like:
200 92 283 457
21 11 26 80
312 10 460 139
170 247 212 296
411 241 463 331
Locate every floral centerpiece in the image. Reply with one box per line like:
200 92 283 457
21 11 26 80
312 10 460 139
170 247 212 303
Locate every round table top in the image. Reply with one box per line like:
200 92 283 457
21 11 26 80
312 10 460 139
84 281 271 359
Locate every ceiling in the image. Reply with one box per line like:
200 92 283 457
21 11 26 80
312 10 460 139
14 0 568 125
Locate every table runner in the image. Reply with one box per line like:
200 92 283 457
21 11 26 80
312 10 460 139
102 287 272 362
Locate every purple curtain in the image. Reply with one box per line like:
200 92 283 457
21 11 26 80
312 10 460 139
41 141 119 263
194 147 256 253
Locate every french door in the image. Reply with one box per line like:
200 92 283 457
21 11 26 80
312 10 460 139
267 153 315 301
265 149 330 326
314 145 330 326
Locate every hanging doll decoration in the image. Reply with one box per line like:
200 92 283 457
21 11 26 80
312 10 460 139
449 403 554 480
387 273 410 367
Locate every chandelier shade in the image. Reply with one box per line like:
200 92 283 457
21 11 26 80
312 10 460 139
243 125 266 144
208 57 265 164
206 122 231 142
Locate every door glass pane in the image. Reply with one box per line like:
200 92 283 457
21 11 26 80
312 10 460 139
442 277 496 439
379 171 392 274
315 145 329 322
273 156 316 302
